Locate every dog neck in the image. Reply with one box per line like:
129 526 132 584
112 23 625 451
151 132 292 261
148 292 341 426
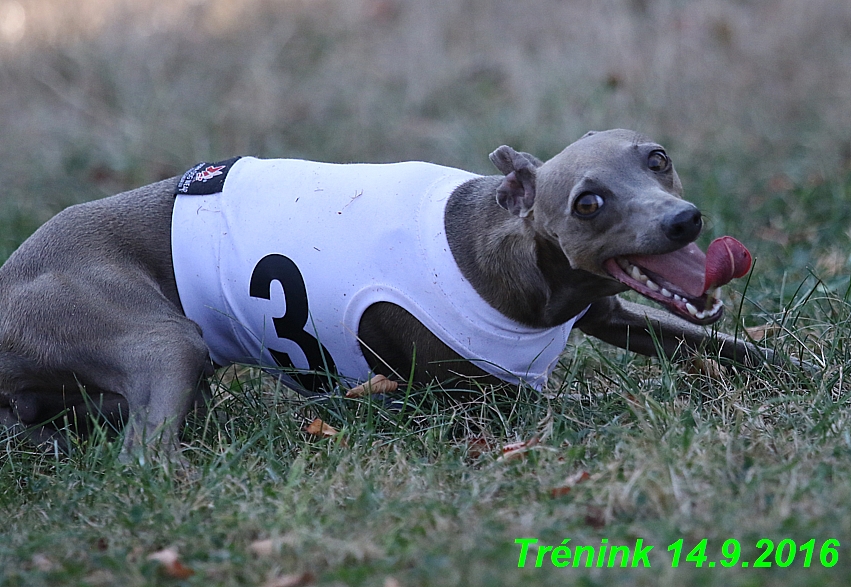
444 176 622 328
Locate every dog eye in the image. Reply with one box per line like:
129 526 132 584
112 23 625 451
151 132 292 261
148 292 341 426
648 150 670 172
574 193 604 216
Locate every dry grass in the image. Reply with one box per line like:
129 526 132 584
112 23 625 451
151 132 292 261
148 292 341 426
1 0 849 208
2 2 851 585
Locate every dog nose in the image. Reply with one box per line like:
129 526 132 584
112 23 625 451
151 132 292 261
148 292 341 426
663 207 702 243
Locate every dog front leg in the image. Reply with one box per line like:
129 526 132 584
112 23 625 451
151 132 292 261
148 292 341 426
575 296 775 367
118 332 214 459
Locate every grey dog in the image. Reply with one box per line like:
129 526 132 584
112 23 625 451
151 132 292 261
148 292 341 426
0 129 764 454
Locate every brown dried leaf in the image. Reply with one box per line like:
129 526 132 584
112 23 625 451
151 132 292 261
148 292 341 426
346 374 399 398
31 553 56 572
584 505 606 529
262 571 316 587
817 249 847 277
687 356 724 378
249 538 278 557
249 534 300 557
304 418 339 437
497 435 539 462
463 436 496 459
549 470 590 497
768 174 794 192
757 227 789 247
83 570 115 587
147 547 194 579
745 324 780 342
128 545 146 563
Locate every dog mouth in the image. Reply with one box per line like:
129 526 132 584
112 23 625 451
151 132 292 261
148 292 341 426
603 237 752 325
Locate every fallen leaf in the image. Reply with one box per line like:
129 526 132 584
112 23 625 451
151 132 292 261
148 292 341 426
817 249 847 277
745 324 780 342
584 505 606 529
250 538 278 557
687 356 724 378
262 571 316 587
768 174 794 192
147 547 194 579
497 435 539 462
463 436 496 459
756 227 789 247
128 545 146 563
31 553 55 572
549 470 590 497
346 374 398 398
249 534 301 557
304 418 339 437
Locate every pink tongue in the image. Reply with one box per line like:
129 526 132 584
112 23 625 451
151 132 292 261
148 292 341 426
704 236 752 291
627 243 706 298
625 237 752 298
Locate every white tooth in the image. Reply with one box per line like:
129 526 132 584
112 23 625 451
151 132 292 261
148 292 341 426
686 303 698 316
661 288 672 298
646 280 660 292
630 265 643 281
674 294 683 302
706 287 723 304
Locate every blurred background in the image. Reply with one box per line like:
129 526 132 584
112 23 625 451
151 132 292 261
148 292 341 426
1 0 850 283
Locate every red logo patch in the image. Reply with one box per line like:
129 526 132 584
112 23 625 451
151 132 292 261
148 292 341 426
194 165 226 182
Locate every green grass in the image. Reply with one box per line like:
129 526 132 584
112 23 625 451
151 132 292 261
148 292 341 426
2 1 850 584
2 171 851 586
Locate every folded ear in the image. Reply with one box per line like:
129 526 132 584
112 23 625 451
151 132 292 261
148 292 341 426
488 145 539 218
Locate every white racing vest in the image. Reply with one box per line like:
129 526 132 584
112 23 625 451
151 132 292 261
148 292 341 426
171 157 585 390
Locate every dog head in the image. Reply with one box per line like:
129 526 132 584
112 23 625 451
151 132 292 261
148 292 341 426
489 129 750 325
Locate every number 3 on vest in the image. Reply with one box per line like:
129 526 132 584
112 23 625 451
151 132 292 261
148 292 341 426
249 254 338 377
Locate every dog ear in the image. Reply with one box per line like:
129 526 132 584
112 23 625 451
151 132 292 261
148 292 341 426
489 145 537 218
517 151 544 168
